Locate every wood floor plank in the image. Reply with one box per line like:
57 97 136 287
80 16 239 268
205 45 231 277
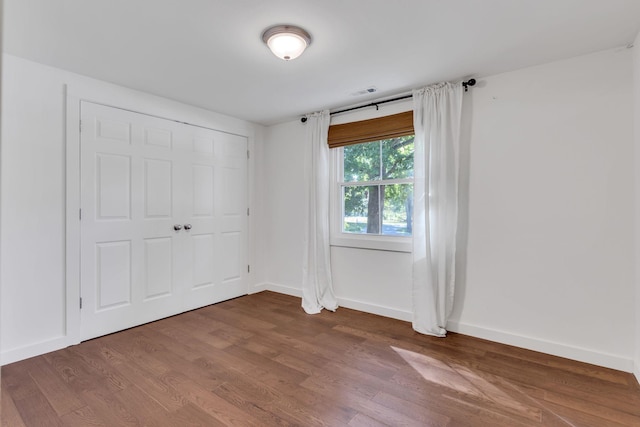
272 350 330 377
245 326 340 365
78 388 143 426
164 403 228 427
98 330 173 377
59 405 105 427
347 413 389 427
214 363 338 427
223 344 309 385
542 389 640 426
1 382 28 427
108 360 188 413
198 303 278 332
299 372 427 426
372 391 451 426
25 356 86 417
159 369 265 426
44 347 129 396
439 394 540 427
10 385 64 427
2 361 41 401
111 383 172 425
250 367 358 426
300 368 378 401
213 381 299 426
541 400 632 427
537 378 640 416
3 291 640 426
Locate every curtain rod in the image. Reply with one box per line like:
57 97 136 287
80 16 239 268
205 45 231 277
301 79 476 123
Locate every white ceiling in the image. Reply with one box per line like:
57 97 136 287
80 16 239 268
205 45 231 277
4 0 640 125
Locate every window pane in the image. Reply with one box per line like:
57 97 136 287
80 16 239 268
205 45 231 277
343 185 382 234
382 136 414 180
343 141 381 182
382 184 413 236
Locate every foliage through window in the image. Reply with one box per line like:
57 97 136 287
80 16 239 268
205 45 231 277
340 135 414 236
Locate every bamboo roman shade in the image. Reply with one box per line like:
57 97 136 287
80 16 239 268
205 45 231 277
327 111 414 149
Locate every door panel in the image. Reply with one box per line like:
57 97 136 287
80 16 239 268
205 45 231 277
193 135 215 155
143 237 173 300
96 154 131 220
191 233 215 289
144 159 172 218
144 127 172 149
192 164 215 217
96 118 131 143
221 167 244 215
80 101 248 340
221 232 242 282
95 240 131 309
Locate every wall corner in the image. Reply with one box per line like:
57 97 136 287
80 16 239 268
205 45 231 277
633 29 640 386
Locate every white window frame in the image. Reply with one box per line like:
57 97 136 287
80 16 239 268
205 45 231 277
330 145 413 253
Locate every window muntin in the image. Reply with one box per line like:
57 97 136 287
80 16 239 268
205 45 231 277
340 136 414 237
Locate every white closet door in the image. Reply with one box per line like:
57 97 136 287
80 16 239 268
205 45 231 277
182 128 248 310
79 102 248 340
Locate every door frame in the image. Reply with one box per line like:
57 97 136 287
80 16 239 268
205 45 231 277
65 84 255 347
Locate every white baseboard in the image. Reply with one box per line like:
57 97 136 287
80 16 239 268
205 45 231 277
248 282 267 295
263 282 302 298
634 360 640 385
447 320 634 373
1 335 69 366
337 298 412 322
261 283 412 322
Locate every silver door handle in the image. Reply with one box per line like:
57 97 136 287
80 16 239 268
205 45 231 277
174 224 183 231
184 224 192 231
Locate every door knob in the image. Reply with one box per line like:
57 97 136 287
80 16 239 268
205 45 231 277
174 224 183 231
184 224 192 231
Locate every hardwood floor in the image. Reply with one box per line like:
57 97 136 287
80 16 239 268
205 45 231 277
2 291 640 426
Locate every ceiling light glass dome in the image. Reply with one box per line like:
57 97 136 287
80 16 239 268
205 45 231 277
262 25 312 61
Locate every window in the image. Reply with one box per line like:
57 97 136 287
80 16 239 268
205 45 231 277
341 137 414 236
329 110 414 252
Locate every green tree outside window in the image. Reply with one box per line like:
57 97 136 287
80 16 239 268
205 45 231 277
342 136 414 236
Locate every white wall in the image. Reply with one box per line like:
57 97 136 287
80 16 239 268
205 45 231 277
633 32 640 383
261 120 306 294
452 48 634 371
262 47 636 371
0 54 262 365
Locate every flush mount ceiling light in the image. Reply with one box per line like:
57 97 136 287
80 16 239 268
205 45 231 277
262 25 312 61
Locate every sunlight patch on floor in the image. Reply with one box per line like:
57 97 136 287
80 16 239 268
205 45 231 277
390 346 545 422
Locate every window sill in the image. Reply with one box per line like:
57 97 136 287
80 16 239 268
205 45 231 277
330 233 412 253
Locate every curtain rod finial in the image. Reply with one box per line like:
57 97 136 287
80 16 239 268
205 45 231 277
462 78 476 92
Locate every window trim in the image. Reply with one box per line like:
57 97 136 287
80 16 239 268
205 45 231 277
330 145 413 253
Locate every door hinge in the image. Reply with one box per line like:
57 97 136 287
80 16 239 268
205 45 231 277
247 265 250 273
79 297 83 309
247 207 250 216
79 208 82 220
79 120 82 133
247 150 250 159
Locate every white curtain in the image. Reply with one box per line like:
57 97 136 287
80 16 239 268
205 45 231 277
301 110 339 314
412 82 463 336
